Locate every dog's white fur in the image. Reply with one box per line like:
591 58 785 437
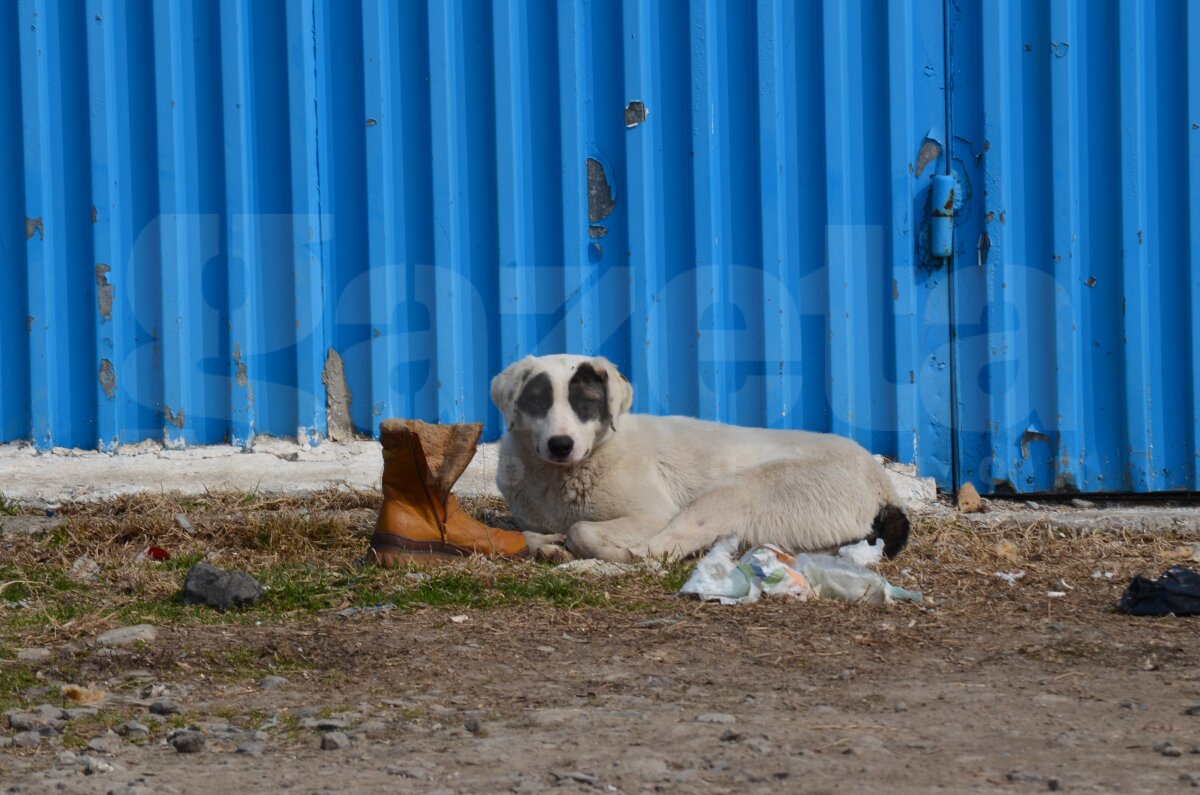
491 354 906 562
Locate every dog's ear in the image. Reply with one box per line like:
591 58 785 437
588 356 633 430
490 356 537 430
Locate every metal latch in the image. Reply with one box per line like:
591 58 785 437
931 174 955 260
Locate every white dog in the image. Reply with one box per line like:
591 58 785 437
490 354 909 562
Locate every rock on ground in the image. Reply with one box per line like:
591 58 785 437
97 625 158 647
182 563 263 609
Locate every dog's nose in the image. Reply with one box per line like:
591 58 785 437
547 436 574 459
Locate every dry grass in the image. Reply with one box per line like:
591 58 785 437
2 492 1198 659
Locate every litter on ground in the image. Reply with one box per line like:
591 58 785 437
1118 566 1200 617
678 535 922 605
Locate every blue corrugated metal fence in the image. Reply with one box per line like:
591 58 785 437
0 0 1196 494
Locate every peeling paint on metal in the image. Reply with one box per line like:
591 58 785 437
1050 41 1069 58
977 231 991 267
91 206 97 224
1085 276 1097 288
25 317 32 334
1019 428 1050 459
94 264 113 321
98 359 116 398
588 225 608 239
24 217 43 240
164 405 185 429
586 158 615 222
322 348 353 442
233 342 248 389
914 138 942 178
624 100 648 128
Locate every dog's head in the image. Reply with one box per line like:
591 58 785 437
490 354 633 465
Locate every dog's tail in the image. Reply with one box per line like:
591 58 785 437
870 503 910 558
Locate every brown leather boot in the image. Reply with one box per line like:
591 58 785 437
367 419 529 566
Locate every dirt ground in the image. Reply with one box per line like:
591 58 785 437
2 493 1200 794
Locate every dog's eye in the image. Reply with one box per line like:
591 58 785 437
516 373 554 418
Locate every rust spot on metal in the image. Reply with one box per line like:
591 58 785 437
977 231 991 267
999 211 1006 224
588 225 608 239
98 359 116 398
94 264 113 320
366 118 377 126
1137 230 1143 245
91 206 97 224
942 189 955 213
624 100 648 128
909 370 915 384
985 211 994 223
323 348 354 442
164 405 185 429
1023 43 1032 52
25 316 32 334
983 139 990 151
914 139 942 178
1085 275 1097 288
24 217 43 240
892 279 899 300
586 158 615 222
233 343 248 388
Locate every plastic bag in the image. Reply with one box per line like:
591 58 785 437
679 535 921 605
1118 566 1200 616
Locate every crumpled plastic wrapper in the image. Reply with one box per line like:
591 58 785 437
679 535 922 605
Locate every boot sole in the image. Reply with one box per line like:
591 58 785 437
367 534 530 567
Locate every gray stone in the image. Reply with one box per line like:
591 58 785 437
149 699 179 715
696 712 736 724
1007 771 1045 783
1184 704 1200 716
66 708 99 720
1070 498 1095 509
259 675 289 690
236 740 264 757
96 625 158 647
303 718 348 731
170 730 205 753
116 721 149 737
69 556 100 583
33 704 68 721
1121 701 1148 711
553 771 599 786
182 563 262 609
11 731 42 748
78 754 115 774
86 733 123 754
15 648 51 663
320 731 350 750
464 717 482 734
6 710 62 734
1156 741 1184 757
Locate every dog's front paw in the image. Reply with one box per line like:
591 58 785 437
535 543 575 564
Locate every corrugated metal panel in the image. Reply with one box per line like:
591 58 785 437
0 0 954 483
949 0 1200 492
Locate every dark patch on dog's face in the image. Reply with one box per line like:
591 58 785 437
516 372 553 419
568 363 610 426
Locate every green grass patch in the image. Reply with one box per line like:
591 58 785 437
0 666 38 710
